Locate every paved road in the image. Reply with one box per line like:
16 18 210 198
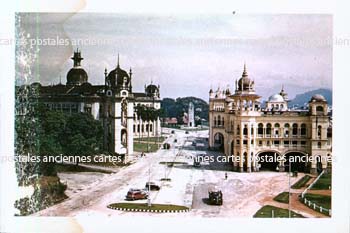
34 128 321 218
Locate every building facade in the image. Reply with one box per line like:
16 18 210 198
209 64 332 174
20 50 161 157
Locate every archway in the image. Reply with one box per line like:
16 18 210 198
213 132 224 151
284 151 309 173
256 151 280 171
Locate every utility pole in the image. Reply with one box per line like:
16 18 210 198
288 158 291 218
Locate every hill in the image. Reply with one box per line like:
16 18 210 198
289 88 332 107
161 96 209 124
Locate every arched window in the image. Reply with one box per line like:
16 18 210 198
222 117 225 126
301 123 307 136
243 125 248 135
258 123 263 135
266 123 272 135
214 116 217 126
251 126 254 135
284 123 290 128
318 125 322 138
218 115 221 126
316 106 324 112
292 123 298 135
274 123 280 128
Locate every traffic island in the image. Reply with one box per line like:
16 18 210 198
107 203 190 213
253 205 305 218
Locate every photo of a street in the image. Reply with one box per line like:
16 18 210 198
32 129 327 218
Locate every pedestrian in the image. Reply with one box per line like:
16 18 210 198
225 172 228 180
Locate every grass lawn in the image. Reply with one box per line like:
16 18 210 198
273 192 290 204
108 203 189 211
134 142 159 152
55 163 112 174
310 173 331 190
304 194 331 209
137 136 166 143
291 175 312 189
253 205 304 218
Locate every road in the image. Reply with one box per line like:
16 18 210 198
34 128 312 218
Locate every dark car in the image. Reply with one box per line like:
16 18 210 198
193 161 201 167
163 143 170 149
208 188 223 205
125 189 148 201
185 131 189 134
145 182 160 191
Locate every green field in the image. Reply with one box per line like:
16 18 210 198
310 173 331 190
134 142 159 152
273 192 290 204
108 203 189 212
253 205 304 218
304 194 331 209
137 136 166 143
291 175 312 189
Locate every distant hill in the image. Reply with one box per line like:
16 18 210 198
289 88 332 107
161 96 209 124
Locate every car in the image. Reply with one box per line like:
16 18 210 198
125 189 148 201
193 161 201 167
163 143 170 149
145 182 160 191
185 131 189 134
208 188 223 205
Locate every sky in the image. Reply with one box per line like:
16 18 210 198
17 13 332 101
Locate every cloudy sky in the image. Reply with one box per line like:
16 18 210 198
18 13 332 101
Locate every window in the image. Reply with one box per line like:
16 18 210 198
243 126 248 135
274 123 280 128
317 142 322 148
274 140 280 145
258 123 263 135
292 123 298 135
301 141 306 146
218 115 221 126
267 141 271 146
133 125 135 133
259 141 262 146
236 140 240 145
251 139 254 144
318 125 322 138
243 140 248 145
214 117 217 126
284 123 290 128
284 141 289 146
292 141 297 146
301 123 307 136
266 123 272 135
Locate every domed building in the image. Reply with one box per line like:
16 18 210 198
26 50 162 158
66 49 88 85
209 63 332 174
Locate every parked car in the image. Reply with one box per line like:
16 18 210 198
125 189 148 201
145 182 160 191
208 188 223 205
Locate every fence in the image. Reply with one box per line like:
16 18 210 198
300 170 331 216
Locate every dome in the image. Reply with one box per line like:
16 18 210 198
268 94 284 102
311 94 326 102
66 67 88 85
237 63 254 91
146 84 159 94
107 66 130 87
